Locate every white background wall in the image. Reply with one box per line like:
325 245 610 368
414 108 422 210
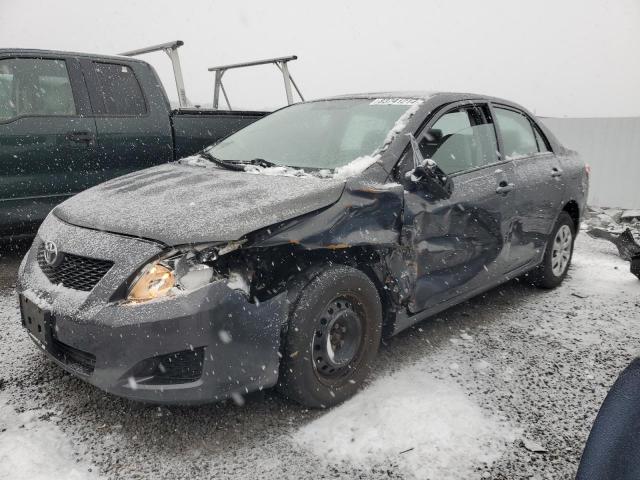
1 0 639 117
541 117 640 209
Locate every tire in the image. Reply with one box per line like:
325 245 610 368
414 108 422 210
278 265 382 408
531 211 576 289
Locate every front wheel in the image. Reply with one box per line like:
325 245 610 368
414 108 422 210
531 211 576 288
278 265 382 408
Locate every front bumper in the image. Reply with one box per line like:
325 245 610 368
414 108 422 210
17 214 287 404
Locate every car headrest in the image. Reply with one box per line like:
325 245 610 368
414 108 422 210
425 129 443 143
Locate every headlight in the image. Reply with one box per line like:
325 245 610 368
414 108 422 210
128 264 176 302
126 241 245 303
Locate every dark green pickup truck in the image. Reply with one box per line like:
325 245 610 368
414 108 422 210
0 47 270 237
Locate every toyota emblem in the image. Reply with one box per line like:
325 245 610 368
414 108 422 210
43 240 63 267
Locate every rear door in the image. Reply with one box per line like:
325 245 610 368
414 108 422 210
400 102 519 313
0 55 97 234
81 59 173 184
492 105 565 267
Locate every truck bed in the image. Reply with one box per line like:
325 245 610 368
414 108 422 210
171 109 266 159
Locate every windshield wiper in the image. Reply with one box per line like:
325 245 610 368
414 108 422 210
244 158 279 168
196 151 245 171
196 152 280 171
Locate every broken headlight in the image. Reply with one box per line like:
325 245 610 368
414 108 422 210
128 263 176 302
126 240 245 303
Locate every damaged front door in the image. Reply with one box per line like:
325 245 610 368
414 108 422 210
399 102 518 313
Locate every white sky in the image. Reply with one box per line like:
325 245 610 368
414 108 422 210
1 0 639 117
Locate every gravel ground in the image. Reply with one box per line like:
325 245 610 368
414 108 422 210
1 232 639 479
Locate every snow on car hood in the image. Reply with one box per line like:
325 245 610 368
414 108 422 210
53 163 346 245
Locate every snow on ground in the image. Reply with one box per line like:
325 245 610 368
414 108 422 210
0 395 100 480
294 365 517 479
0 232 638 479
571 243 639 297
291 231 639 479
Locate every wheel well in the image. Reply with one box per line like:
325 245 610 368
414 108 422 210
277 245 399 337
299 246 398 336
353 260 398 338
216 243 400 335
562 200 580 232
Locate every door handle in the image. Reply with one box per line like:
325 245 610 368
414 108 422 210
496 181 515 195
551 167 563 178
65 131 95 144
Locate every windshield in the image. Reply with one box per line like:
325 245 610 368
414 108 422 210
205 99 416 169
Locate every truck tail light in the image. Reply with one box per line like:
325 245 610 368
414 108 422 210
585 164 591 177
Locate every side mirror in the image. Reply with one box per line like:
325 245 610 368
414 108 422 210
405 133 453 199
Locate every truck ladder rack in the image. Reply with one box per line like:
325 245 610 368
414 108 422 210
119 40 189 108
207 55 304 110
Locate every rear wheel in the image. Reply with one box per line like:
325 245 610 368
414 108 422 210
278 265 382 408
531 211 575 288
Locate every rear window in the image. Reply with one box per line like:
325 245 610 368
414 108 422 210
92 62 146 115
494 107 538 158
0 58 76 121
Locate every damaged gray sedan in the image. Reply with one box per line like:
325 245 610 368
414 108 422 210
17 92 589 407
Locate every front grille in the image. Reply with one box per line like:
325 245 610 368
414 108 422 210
52 338 96 375
37 244 113 292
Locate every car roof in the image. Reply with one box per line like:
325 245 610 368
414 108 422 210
313 91 530 112
316 91 483 101
0 48 145 64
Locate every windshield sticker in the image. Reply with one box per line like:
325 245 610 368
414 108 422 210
370 98 420 106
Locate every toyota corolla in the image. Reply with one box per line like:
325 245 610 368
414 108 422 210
17 92 589 407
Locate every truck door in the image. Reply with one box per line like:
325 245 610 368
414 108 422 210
0 55 97 235
80 59 173 184
492 105 566 268
400 103 518 313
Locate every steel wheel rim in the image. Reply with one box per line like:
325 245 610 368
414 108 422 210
312 296 364 379
551 224 572 276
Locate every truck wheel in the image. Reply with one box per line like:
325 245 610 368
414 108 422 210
278 265 382 408
531 211 576 289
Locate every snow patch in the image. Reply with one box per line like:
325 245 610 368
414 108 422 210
332 155 380 180
293 364 516 479
244 164 312 178
177 155 211 167
381 100 423 147
570 245 638 296
0 396 101 480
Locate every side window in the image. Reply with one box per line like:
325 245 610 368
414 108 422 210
92 62 146 115
0 58 76 121
417 105 499 175
494 107 539 158
533 125 551 152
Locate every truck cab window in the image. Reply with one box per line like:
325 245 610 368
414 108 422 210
92 62 146 115
0 58 76 121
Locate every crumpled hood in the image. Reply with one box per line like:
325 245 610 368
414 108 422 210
54 163 346 245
